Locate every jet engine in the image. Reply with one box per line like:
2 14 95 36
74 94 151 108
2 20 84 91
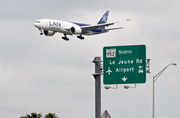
70 26 82 34
44 30 55 36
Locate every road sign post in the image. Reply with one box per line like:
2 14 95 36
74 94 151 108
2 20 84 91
92 57 102 118
103 45 146 84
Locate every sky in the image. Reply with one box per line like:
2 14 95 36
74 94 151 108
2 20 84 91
0 0 180 118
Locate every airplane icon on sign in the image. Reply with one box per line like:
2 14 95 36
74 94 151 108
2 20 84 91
106 67 112 75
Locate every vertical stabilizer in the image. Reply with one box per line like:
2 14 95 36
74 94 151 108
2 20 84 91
97 10 109 24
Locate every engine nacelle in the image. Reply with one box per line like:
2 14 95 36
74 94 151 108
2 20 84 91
44 30 55 36
70 26 82 34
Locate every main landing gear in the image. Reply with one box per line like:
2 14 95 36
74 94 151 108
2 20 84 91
62 34 69 41
77 35 84 40
62 34 84 41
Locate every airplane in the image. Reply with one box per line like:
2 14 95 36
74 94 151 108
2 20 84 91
34 10 128 41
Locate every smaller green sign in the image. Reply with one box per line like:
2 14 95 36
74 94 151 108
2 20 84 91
103 45 146 85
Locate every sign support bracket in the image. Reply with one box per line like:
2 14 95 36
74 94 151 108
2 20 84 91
146 59 151 73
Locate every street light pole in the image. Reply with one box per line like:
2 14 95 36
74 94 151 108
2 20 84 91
152 63 177 118
153 76 155 118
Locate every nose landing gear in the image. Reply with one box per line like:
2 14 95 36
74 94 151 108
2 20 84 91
39 29 43 35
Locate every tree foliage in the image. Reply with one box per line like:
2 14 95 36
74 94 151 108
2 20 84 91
20 112 42 118
44 113 59 118
20 112 59 118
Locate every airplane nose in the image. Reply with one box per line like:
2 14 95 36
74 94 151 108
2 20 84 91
34 20 46 29
34 20 42 28
34 22 38 28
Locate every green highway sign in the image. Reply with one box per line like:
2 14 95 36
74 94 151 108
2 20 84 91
103 45 146 85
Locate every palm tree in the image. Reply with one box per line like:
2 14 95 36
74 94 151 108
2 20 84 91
44 113 59 118
20 112 42 118
20 117 27 118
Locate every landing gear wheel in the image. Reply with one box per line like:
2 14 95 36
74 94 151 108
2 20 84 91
39 29 43 35
77 35 84 40
62 37 69 41
62 34 69 41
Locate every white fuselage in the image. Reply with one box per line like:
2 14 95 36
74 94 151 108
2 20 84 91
34 19 84 35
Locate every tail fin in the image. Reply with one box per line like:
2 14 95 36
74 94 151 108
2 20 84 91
97 10 109 24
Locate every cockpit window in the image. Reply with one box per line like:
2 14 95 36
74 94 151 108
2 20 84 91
36 21 41 23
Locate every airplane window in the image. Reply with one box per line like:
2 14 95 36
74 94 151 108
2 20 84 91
36 21 41 23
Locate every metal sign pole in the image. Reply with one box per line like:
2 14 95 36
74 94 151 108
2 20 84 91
92 57 102 118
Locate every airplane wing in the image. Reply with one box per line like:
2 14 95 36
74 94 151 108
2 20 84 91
80 22 117 30
80 19 130 30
